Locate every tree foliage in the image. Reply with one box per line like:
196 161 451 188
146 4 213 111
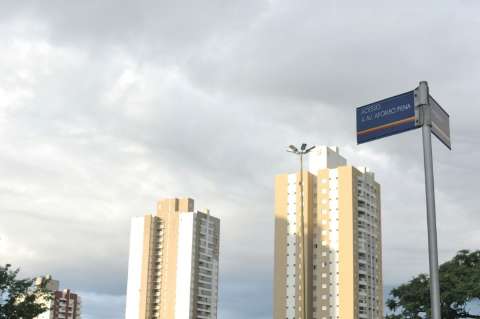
386 250 480 319
0 264 51 319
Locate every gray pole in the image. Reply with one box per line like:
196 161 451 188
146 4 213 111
299 154 307 319
422 102 442 319
288 144 314 319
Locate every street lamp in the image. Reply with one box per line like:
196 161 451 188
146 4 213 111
287 143 315 319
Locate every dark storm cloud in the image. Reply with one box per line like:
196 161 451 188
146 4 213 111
0 0 268 59
184 0 480 108
1 1 480 318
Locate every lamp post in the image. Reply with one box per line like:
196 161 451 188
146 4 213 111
287 143 315 319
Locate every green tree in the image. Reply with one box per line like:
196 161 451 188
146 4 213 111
386 250 480 319
0 264 51 319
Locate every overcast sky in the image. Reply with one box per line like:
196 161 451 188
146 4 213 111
1 1 479 318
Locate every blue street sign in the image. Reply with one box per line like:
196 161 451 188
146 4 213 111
356 91 417 144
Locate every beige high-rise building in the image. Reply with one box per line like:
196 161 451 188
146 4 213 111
125 198 220 319
274 146 383 319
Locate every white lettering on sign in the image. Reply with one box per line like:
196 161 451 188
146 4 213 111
361 103 412 123
361 104 381 115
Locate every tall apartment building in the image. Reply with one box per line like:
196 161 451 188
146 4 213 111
274 146 383 319
34 275 81 319
125 198 220 319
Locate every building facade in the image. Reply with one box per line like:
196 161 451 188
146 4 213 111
274 146 383 319
34 276 81 319
125 198 220 319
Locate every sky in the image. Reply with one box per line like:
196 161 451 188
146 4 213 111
0 0 479 318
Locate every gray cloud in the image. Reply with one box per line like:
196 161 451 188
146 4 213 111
80 292 125 319
0 1 479 318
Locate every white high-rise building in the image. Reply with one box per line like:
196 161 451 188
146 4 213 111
125 198 220 319
273 146 383 319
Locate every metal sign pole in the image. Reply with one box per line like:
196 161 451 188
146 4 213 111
357 81 450 319
420 82 442 319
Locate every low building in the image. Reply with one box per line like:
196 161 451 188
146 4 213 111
34 275 81 319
